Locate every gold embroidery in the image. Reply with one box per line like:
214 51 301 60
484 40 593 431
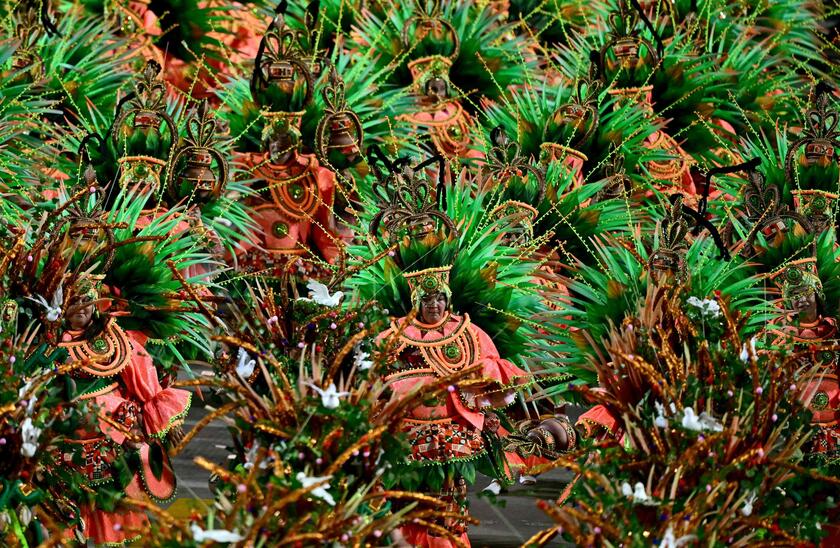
60 319 133 377
391 314 482 377
258 157 320 220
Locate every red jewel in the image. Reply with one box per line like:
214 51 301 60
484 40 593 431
20 470 29 479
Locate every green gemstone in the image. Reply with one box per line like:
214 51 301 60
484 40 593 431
812 391 830 410
134 164 148 177
272 221 289 238
92 338 107 352
289 184 304 201
421 276 437 290
786 269 803 283
444 344 461 359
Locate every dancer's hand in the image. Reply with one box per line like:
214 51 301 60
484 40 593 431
123 422 144 451
167 424 185 448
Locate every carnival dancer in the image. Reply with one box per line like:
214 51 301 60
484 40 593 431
770 260 840 458
52 274 190 545
379 266 529 547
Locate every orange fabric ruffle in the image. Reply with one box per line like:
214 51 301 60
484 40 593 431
401 523 471 548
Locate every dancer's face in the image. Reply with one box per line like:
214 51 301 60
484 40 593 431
68 300 95 330
420 292 448 324
791 287 817 316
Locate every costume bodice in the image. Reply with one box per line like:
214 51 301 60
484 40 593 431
59 318 133 379
385 313 480 380
255 153 325 220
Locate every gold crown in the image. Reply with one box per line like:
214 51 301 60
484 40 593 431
769 257 821 297
490 200 538 224
404 265 453 305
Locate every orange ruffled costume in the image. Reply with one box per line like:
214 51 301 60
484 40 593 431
380 311 528 547
59 319 190 545
237 151 344 267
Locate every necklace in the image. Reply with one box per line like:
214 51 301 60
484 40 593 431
257 156 320 220
60 319 133 377
393 314 481 376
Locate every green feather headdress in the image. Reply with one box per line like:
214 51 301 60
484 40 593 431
347 158 547 362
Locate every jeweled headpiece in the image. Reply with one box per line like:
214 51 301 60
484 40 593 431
111 61 176 194
404 265 453 310
490 200 538 243
368 146 457 243
403 0 459 95
770 258 823 301
167 100 229 201
785 92 840 174
250 1 318 114
72 273 106 303
736 169 813 256
596 150 632 201
11 9 44 78
402 0 459 59
484 127 546 194
550 77 600 151
599 3 659 80
315 66 364 171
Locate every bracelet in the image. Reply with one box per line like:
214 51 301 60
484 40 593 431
531 426 556 451
558 418 578 452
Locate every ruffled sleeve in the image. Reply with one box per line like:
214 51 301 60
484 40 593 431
120 331 191 438
312 163 340 264
577 404 621 439
465 323 530 409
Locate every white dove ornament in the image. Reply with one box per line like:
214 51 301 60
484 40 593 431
20 417 42 458
661 525 697 547
190 523 244 543
236 348 256 379
353 346 374 371
306 382 350 409
632 482 651 504
298 280 344 307
297 472 336 506
654 401 668 428
741 491 758 517
26 286 63 322
681 407 703 431
698 411 724 433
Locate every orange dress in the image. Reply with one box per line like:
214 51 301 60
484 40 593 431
237 151 344 271
380 312 528 547
771 316 839 456
58 319 191 545
770 316 839 546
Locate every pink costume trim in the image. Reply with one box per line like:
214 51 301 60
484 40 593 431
401 523 471 548
577 404 621 439
78 476 149 545
121 331 192 438
381 314 529 432
472 325 530 394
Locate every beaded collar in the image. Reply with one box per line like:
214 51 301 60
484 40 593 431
59 318 133 378
388 313 481 377
393 313 470 347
